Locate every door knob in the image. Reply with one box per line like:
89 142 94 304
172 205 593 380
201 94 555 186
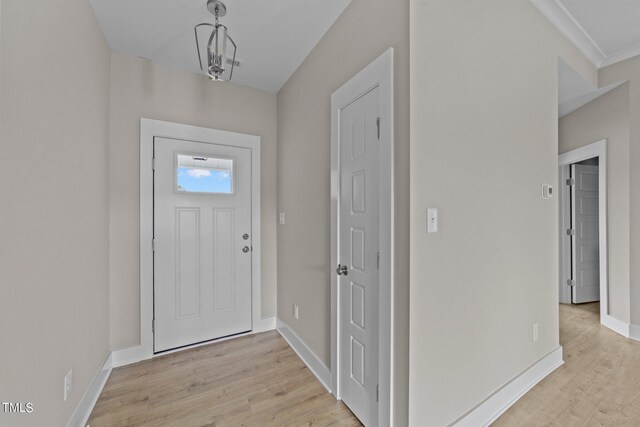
336 264 348 276
242 233 250 240
242 246 250 253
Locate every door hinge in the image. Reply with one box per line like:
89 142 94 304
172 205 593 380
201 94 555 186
377 252 380 270
152 157 156 171
567 229 575 236
152 318 155 333
566 178 575 186
567 279 576 287
376 384 379 402
152 238 155 251
376 117 381 140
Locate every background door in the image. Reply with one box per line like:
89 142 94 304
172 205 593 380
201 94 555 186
338 87 380 426
571 163 600 304
154 137 252 352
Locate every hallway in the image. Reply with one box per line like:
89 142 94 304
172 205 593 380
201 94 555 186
495 303 640 425
87 331 361 426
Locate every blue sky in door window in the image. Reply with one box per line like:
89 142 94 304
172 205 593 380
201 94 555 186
176 154 233 193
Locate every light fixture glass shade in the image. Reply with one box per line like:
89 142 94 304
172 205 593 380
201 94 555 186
207 25 228 79
195 22 236 81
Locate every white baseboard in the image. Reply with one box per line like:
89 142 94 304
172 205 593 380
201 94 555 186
67 353 112 427
254 316 277 333
276 318 331 392
603 315 640 342
451 346 564 427
111 344 149 368
111 317 278 368
629 324 640 341
602 314 631 338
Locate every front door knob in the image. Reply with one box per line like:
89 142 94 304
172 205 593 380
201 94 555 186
242 246 250 253
336 264 348 276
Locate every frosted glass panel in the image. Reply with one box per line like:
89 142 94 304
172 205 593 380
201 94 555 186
176 154 233 194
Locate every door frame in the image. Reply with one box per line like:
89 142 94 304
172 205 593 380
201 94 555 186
558 139 608 322
140 118 262 358
330 48 394 426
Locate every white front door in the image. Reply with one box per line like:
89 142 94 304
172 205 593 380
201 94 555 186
571 163 600 304
153 137 252 352
338 87 380 426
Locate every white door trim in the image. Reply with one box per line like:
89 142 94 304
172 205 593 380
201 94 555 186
331 48 394 426
558 139 609 324
139 118 262 359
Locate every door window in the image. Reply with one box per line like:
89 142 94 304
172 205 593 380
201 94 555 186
176 154 233 194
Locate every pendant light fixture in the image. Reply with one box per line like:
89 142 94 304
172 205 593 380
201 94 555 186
194 0 237 81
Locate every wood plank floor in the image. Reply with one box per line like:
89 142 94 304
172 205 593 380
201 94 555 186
87 331 361 427
494 303 640 426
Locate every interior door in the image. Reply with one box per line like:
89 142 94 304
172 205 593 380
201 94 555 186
154 137 252 352
571 163 600 304
338 87 380 426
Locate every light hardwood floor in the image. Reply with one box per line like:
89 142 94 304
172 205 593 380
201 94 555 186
90 304 640 426
494 303 640 426
88 331 361 426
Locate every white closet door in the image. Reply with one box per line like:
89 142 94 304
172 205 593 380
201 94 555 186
571 163 600 304
338 87 380 426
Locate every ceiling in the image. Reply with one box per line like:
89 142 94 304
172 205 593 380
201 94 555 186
90 0 351 93
531 0 640 67
558 59 622 118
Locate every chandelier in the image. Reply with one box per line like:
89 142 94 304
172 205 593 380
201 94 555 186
194 0 237 81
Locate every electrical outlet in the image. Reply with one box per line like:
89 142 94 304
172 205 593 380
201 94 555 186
64 369 73 402
293 304 299 320
279 212 286 225
427 208 438 233
532 323 539 342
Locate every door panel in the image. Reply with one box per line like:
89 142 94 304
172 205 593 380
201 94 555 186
175 208 201 319
339 87 380 426
213 208 236 311
571 163 600 304
154 137 252 352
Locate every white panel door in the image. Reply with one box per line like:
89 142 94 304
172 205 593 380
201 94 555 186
338 87 380 426
154 137 252 352
571 164 600 304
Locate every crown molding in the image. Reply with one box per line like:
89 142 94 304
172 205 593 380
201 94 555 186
530 0 606 68
600 44 640 68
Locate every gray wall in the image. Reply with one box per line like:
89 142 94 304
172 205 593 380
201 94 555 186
275 0 410 423
409 0 597 424
108 52 278 350
0 0 112 425
600 58 640 327
559 83 631 322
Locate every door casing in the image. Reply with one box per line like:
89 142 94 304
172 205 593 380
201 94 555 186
139 118 262 360
331 48 394 426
